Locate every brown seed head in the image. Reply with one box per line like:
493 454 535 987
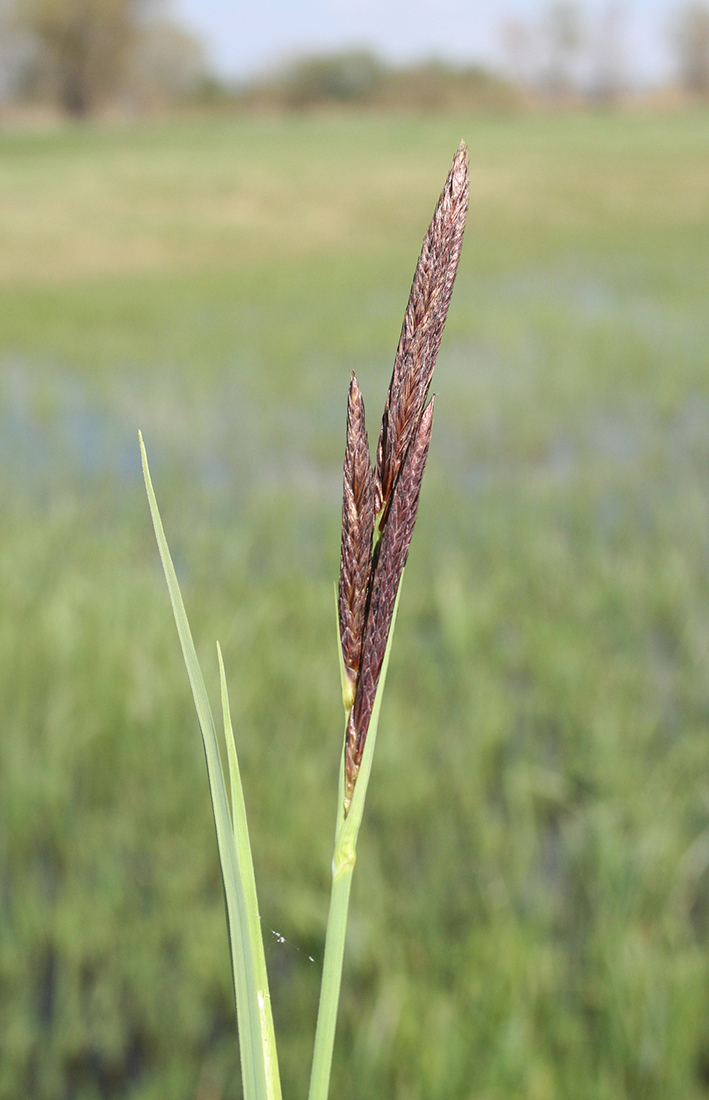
374 141 469 524
338 373 374 705
345 398 434 804
340 143 469 813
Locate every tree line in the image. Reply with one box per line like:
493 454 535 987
501 0 709 101
1 0 709 117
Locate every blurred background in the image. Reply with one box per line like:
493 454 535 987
1 3 709 1099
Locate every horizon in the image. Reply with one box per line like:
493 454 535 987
172 0 682 88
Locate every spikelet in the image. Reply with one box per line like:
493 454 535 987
338 374 374 708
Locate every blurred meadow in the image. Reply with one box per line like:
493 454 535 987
2 109 709 1100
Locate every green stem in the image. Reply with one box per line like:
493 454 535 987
308 839 356 1100
308 582 403 1100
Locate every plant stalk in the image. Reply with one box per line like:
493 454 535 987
307 842 355 1100
308 585 403 1100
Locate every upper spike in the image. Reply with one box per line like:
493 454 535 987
374 141 469 525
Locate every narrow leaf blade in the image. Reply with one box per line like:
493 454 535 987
218 644 281 1100
140 433 277 1100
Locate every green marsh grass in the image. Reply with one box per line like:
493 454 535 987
2 111 709 1099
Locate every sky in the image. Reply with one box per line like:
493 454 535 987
171 0 681 87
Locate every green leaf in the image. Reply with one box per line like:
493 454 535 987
218 643 281 1100
140 432 281 1100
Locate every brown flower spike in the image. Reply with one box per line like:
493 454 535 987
337 142 469 811
338 373 374 708
374 140 469 526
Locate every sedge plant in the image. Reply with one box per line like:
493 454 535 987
140 143 469 1100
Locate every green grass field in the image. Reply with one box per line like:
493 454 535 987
2 110 709 1100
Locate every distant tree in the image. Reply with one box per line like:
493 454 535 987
0 0 38 101
279 50 384 109
240 51 519 114
10 0 146 114
500 17 538 87
123 19 208 109
386 60 519 112
542 0 584 96
590 2 625 102
671 2 709 94
3 0 210 114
